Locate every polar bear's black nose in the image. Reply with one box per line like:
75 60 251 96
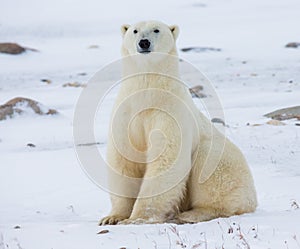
139 39 151 50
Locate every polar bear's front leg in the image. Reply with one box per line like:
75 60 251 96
99 144 144 225
123 156 190 224
99 196 135 225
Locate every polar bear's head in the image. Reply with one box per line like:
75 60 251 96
121 21 179 56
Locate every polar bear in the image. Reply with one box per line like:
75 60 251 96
99 21 257 225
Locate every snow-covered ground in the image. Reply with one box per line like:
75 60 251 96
1 0 300 248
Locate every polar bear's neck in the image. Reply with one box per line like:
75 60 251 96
121 53 183 93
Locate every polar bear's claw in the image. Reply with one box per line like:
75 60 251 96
99 215 127 226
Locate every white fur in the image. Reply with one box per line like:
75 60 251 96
99 21 257 225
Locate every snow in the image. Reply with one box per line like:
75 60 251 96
1 0 300 248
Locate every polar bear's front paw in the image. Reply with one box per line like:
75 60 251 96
99 215 127 226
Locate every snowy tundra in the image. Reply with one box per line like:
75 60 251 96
0 0 299 248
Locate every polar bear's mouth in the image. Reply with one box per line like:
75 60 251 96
139 50 151 54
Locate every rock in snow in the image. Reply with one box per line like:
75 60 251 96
264 106 300 121
0 43 26 54
285 42 300 48
0 97 58 121
0 42 38 54
181 46 221 53
189 85 207 98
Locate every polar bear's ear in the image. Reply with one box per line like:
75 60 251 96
169 25 179 40
121 24 130 36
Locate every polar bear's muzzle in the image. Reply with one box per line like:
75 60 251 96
138 39 151 54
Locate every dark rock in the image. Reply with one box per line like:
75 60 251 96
27 143 36 148
0 97 58 121
77 142 102 147
189 85 206 98
0 43 25 54
211 118 225 126
0 43 38 55
40 79 52 84
181 47 221 53
264 106 300 121
285 42 300 48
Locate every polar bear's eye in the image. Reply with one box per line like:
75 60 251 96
133 29 138 34
154 29 160 33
